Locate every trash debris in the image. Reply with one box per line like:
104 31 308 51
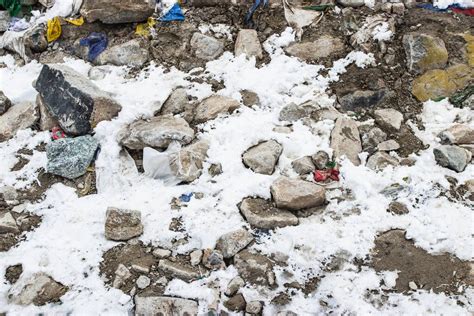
79 32 108 61
51 127 66 140
159 3 185 22
65 16 84 26
313 161 340 183
179 193 193 202
0 30 28 61
135 17 156 37
245 0 268 27
0 0 21 17
282 0 322 40
8 17 29 32
417 3 473 16
302 4 334 11
46 16 61 42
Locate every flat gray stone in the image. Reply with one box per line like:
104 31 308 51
194 95 240 124
366 152 399 170
158 259 203 282
270 177 326 211
434 145 472 173
239 197 299 229
95 39 149 67
285 35 344 61
0 212 19 234
235 29 263 59
439 124 474 145
135 296 198 316
374 109 403 131
234 250 275 287
216 229 254 258
291 156 315 175
190 33 224 61
0 102 38 141
105 207 143 241
8 273 68 306
331 117 362 165
242 140 283 175
81 0 154 24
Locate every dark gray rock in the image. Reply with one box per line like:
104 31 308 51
388 202 409 215
216 229 254 259
312 151 330 170
291 156 315 175
190 33 224 61
361 127 387 154
35 64 122 136
224 294 246 312
81 0 154 24
46 135 99 179
433 145 472 173
0 90 12 115
339 90 390 112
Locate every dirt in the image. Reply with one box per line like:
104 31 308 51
371 230 472 294
0 210 42 252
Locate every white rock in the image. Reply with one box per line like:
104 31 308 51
439 124 474 145
374 109 403 131
136 275 151 289
216 229 254 258
242 140 283 175
270 177 326 211
0 212 19 234
235 29 263 59
366 152 399 170
190 249 203 266
113 264 132 288
194 95 240 124
225 276 245 296
135 296 198 316
0 102 38 141
377 139 400 151
152 248 171 259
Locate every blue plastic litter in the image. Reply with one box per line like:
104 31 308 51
245 0 269 26
179 193 193 203
79 32 108 61
416 3 464 12
159 3 185 22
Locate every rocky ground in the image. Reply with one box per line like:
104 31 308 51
0 0 473 315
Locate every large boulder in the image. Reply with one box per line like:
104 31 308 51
242 140 283 175
135 296 198 316
81 0 154 24
46 135 99 179
0 90 12 115
330 117 362 165
35 64 122 135
433 145 472 173
190 33 224 61
0 102 38 141
235 29 263 59
194 95 240 124
239 197 299 229
119 115 195 150
95 39 149 67
105 207 143 241
270 177 326 211
285 35 345 61
8 273 68 306
216 229 254 258
403 33 448 74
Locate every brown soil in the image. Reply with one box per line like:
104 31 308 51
371 230 472 294
0 210 42 252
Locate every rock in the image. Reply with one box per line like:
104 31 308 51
331 117 362 165
311 151 330 170
273 126 293 134
337 0 365 7
112 264 132 288
5 264 23 284
35 64 121 135
239 197 299 229
158 259 202 282
81 0 154 24
271 177 326 211
25 27 48 54
0 102 38 141
461 145 474 160
224 293 246 312
95 39 149 67
119 115 194 150
0 11 9 32
0 212 19 234
202 249 225 270
190 250 203 266
46 135 99 179
0 90 12 115
392 3 405 14
105 207 143 241
439 124 474 145
366 152 399 170
208 163 223 176
338 90 390 112
388 202 409 215
37 94 58 131
234 250 275 287
225 276 245 296
136 275 151 289
279 101 318 122
216 229 254 258
374 109 403 131
190 33 224 61
285 35 344 61
361 126 387 154
235 29 263 59
240 90 260 107
403 33 448 74
412 64 473 102
134 296 198 316
291 156 315 175
8 273 68 306
194 95 240 124
152 248 171 259
161 88 193 122
169 140 209 183
377 139 400 151
433 145 472 173
242 140 283 175
246 301 263 314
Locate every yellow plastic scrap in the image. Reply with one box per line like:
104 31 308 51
135 17 156 37
47 16 61 42
65 16 84 26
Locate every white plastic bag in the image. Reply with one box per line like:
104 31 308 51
143 144 181 185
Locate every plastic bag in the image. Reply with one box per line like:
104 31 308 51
0 0 21 17
65 16 84 26
80 32 108 61
135 17 156 37
159 3 185 22
46 16 61 42
143 144 181 185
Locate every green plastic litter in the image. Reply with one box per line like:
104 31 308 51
302 4 334 11
326 161 337 169
449 85 474 108
0 0 22 17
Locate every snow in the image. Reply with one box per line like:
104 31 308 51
0 20 473 316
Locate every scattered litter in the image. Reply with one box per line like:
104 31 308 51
0 30 28 61
65 16 84 26
0 0 21 17
46 16 61 42
159 3 185 22
135 17 156 37
179 193 193 202
282 0 322 40
302 4 334 12
143 145 181 186
245 0 269 27
7 17 29 32
51 127 66 140
79 32 108 61
313 161 340 183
